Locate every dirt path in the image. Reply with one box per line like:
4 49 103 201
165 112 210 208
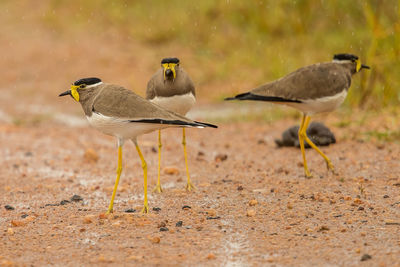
1 120 399 266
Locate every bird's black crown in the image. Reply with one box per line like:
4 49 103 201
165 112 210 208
161 57 180 64
333 53 358 61
74 77 102 86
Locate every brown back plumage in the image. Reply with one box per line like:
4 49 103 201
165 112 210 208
251 62 354 101
146 67 195 100
78 83 198 124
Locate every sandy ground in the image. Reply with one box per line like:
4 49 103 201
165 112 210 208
1 117 399 266
1 2 399 265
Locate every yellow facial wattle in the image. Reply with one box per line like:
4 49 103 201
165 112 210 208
162 63 177 80
70 85 80 102
356 59 361 72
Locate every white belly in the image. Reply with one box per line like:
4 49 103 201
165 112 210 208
150 92 196 115
286 90 347 115
87 112 169 140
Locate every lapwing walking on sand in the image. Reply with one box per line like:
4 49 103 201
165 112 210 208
225 54 370 177
59 78 217 213
146 58 197 192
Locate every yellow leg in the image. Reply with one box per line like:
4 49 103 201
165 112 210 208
298 114 312 178
182 128 195 191
153 130 163 193
106 145 123 214
302 116 335 172
135 142 149 213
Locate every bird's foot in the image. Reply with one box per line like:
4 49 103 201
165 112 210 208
141 203 149 214
152 183 163 193
305 169 313 179
185 181 195 191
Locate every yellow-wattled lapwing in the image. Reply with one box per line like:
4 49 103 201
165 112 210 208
59 77 217 213
225 53 370 177
146 58 197 192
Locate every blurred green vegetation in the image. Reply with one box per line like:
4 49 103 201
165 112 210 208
15 0 400 108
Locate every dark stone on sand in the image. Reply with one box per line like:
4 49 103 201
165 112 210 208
125 209 136 213
176 221 183 227
360 254 372 261
70 195 83 202
182 205 191 210
153 207 161 212
4 205 15 210
159 227 169 232
275 122 336 148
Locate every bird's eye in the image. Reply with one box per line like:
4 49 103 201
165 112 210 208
80 84 86 89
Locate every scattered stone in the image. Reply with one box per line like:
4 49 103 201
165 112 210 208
99 213 108 219
60 200 70 205
358 206 364 211
318 226 330 232
4 205 14 210
176 221 183 227
182 205 191 210
385 220 400 225
206 253 216 260
206 209 217 217
383 195 389 198
214 154 228 162
7 228 14 235
163 166 180 175
125 209 136 213
206 216 221 220
25 151 33 157
249 199 258 206
360 254 372 261
71 195 83 202
21 214 28 218
247 209 256 217
159 227 169 232
237 185 244 191
153 207 161 212
275 122 336 148
149 236 160 243
83 148 99 163
45 203 60 207
83 216 94 224
157 221 167 228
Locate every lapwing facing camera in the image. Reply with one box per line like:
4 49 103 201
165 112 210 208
146 58 197 192
225 54 370 177
59 78 217 213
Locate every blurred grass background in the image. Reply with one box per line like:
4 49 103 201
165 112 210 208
0 0 399 112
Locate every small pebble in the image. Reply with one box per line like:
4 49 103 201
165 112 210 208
160 227 169 232
249 199 258 206
4 205 15 210
237 185 244 191
163 166 180 175
214 154 228 162
176 221 183 227
247 209 256 217
206 253 216 260
83 148 99 163
71 195 83 202
60 200 70 205
153 207 161 212
383 195 389 198
7 228 14 235
360 254 372 261
206 216 221 220
125 209 136 213
149 236 160 243
182 205 191 210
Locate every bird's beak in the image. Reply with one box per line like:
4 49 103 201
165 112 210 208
59 90 71 97
361 64 370 69
59 85 80 102
162 63 177 81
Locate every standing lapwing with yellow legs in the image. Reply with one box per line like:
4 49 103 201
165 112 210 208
225 54 370 178
146 58 197 192
59 78 217 213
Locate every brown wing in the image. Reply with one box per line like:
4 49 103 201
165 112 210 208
92 84 215 127
251 62 352 101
